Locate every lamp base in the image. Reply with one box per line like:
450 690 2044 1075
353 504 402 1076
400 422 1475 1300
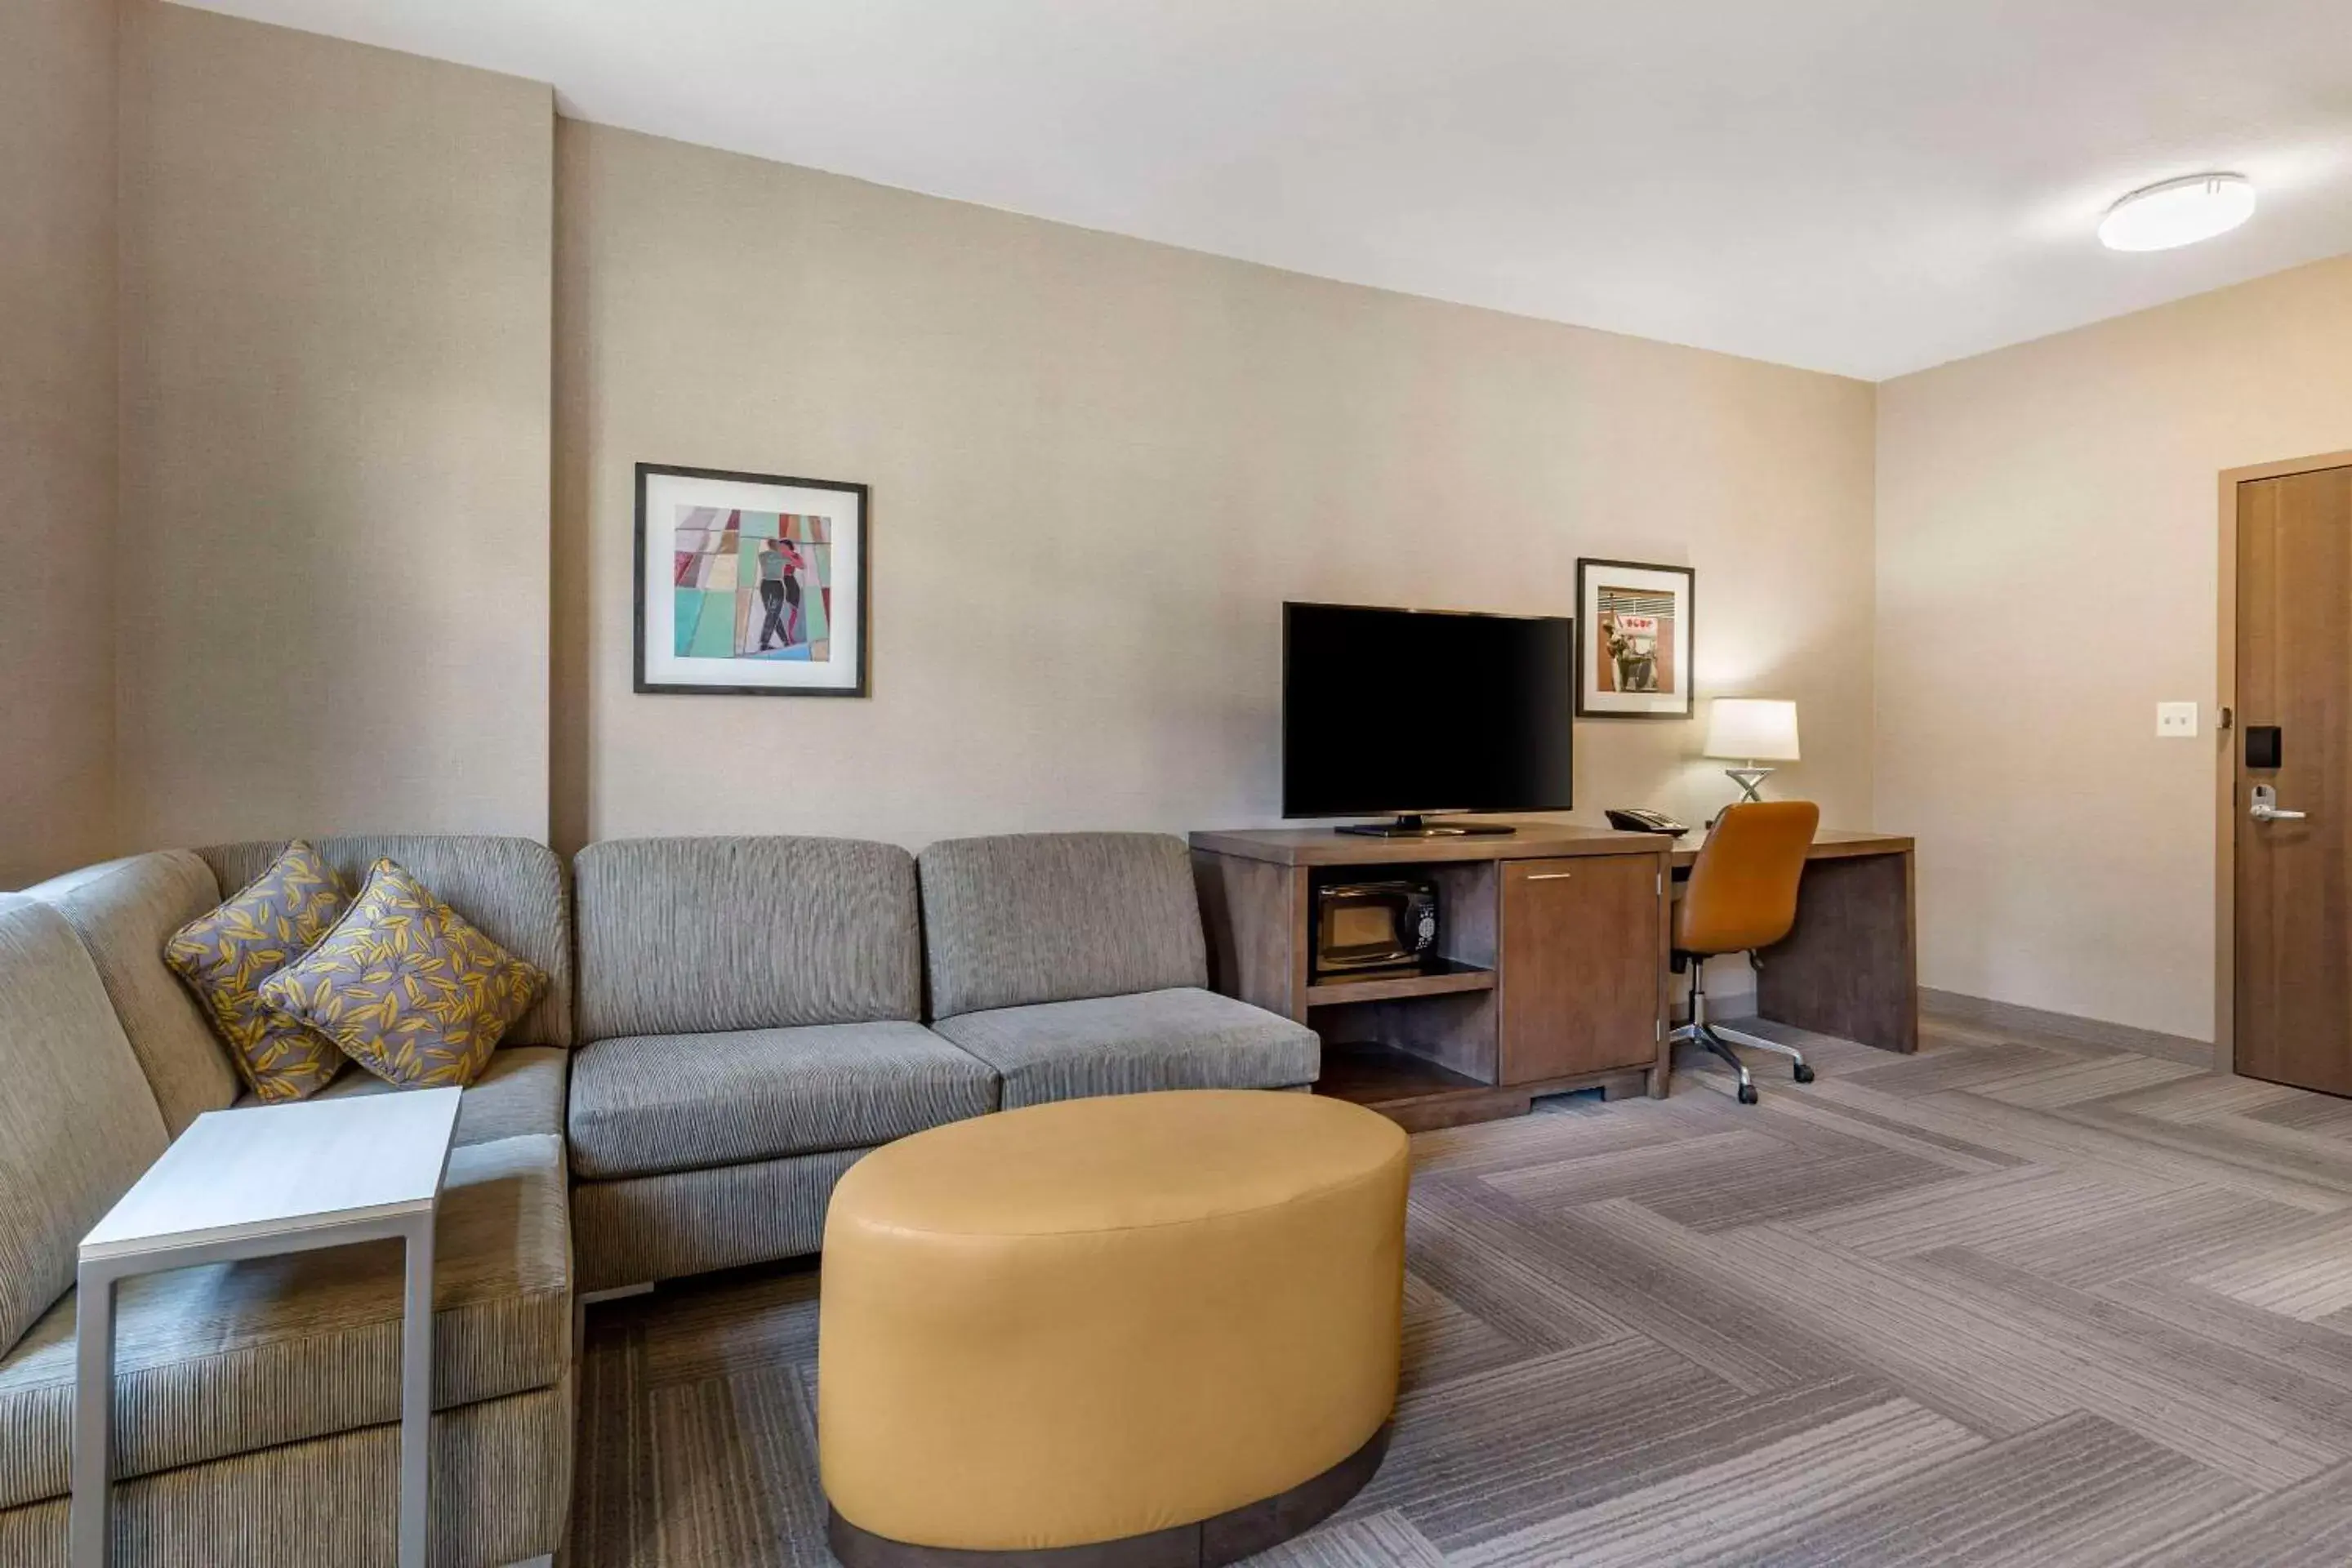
1722 766 1775 804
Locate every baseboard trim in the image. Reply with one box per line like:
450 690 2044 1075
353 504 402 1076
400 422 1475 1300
1920 987 2218 1070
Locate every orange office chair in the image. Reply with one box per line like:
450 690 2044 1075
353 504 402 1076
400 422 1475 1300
1670 800 1821 1104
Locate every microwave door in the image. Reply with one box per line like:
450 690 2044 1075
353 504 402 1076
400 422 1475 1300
1330 902 1398 959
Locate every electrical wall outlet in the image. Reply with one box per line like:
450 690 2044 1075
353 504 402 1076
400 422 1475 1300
2157 702 2198 738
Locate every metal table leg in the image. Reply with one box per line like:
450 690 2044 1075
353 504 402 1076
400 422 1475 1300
70 1262 117 1567
400 1215 435 1568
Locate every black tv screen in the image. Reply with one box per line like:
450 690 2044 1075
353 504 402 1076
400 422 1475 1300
1283 602 1575 819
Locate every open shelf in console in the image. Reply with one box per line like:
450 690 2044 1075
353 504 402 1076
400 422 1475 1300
1298 858 1503 1083
1304 958 1496 1008
1312 1042 1494 1120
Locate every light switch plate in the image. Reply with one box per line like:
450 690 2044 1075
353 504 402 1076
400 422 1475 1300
2157 702 2198 738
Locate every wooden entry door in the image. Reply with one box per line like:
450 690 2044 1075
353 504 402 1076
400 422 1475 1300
2236 463 2352 1094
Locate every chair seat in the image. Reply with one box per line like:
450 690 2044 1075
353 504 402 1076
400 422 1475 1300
236 1045 569 1147
566 1022 999 1181
930 987 1321 1111
0 1132 569 1510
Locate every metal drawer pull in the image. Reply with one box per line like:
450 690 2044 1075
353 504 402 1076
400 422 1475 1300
1525 871 1575 881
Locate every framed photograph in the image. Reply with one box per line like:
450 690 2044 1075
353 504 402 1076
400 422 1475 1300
1575 559 1695 719
634 462 869 697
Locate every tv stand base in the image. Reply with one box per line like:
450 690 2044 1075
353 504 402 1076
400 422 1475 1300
1336 814 1517 838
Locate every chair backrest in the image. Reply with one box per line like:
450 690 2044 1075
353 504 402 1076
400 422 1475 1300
198 836 574 1048
573 836 922 1040
918 832 1208 1019
24 850 243 1135
1675 800 1821 956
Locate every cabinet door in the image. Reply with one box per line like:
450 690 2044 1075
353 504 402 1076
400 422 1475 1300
1499 855 1661 1085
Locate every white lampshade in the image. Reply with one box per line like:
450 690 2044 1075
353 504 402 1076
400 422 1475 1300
1704 698 1800 763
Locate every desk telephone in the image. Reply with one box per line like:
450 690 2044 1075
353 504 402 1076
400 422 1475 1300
1605 807 1691 836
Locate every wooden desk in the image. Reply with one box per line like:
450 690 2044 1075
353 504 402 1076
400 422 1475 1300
1193 822 1676 1130
1192 822 1671 869
1192 822 1918 1129
1673 829 1918 1055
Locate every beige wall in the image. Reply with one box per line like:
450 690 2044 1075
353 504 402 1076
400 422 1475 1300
43 10 2352 1054
116 2 554 849
555 122 1878 855
1878 254 2352 1042
0 0 117 887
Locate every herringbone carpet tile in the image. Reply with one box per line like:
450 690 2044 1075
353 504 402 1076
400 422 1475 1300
569 1010 2352 1565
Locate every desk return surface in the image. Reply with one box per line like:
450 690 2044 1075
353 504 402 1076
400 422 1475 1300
1675 829 1918 1055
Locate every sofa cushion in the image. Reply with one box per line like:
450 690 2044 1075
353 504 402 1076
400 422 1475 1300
235 1046 568 1147
24 852 242 1135
929 987 1320 1111
567 1021 996 1181
261 859 549 1089
199 837 573 1049
918 833 1209 1019
573 836 921 1040
165 840 354 1102
0 1131 569 1510
0 898 171 1357
572 1147 870 1292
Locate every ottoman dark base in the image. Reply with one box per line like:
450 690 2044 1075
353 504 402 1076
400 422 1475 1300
826 1421 1392 1568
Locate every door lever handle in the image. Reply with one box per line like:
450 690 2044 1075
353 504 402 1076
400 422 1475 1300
2250 784 2307 822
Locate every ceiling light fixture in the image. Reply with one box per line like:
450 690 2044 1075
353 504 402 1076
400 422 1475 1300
2097 172 2256 252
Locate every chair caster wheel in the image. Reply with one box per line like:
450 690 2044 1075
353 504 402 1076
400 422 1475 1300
1794 1063 1816 1084
1737 1082 1759 1105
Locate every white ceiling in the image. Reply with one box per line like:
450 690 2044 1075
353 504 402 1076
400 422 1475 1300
175 0 2352 380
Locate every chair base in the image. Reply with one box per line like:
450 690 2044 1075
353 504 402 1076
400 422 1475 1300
826 1423 1391 1568
1670 992 1815 1105
1715 1022 1816 1084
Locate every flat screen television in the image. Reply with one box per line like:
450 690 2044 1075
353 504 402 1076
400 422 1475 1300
1283 601 1575 835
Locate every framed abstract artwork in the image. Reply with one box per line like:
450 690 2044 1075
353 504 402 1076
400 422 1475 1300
1574 559 1695 719
634 462 870 697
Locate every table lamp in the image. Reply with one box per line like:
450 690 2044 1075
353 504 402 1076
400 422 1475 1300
1704 697 1799 802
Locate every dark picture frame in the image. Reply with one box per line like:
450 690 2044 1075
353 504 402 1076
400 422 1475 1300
1574 558 1695 719
633 461 871 697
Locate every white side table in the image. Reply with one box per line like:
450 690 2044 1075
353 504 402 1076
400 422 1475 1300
72 1087 462 1568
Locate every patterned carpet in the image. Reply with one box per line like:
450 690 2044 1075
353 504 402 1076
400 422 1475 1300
569 1011 2352 1566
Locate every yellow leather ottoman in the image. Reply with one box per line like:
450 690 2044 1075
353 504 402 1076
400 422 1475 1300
818 1089 1410 1567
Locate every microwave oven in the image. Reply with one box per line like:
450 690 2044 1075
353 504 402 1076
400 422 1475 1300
1312 878 1440 976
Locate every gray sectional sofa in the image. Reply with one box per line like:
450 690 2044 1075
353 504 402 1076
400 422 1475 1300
561 831 1319 1292
0 829 1318 1566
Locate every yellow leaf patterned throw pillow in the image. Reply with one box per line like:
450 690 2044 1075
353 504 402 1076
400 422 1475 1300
258 858 548 1089
164 840 353 1101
